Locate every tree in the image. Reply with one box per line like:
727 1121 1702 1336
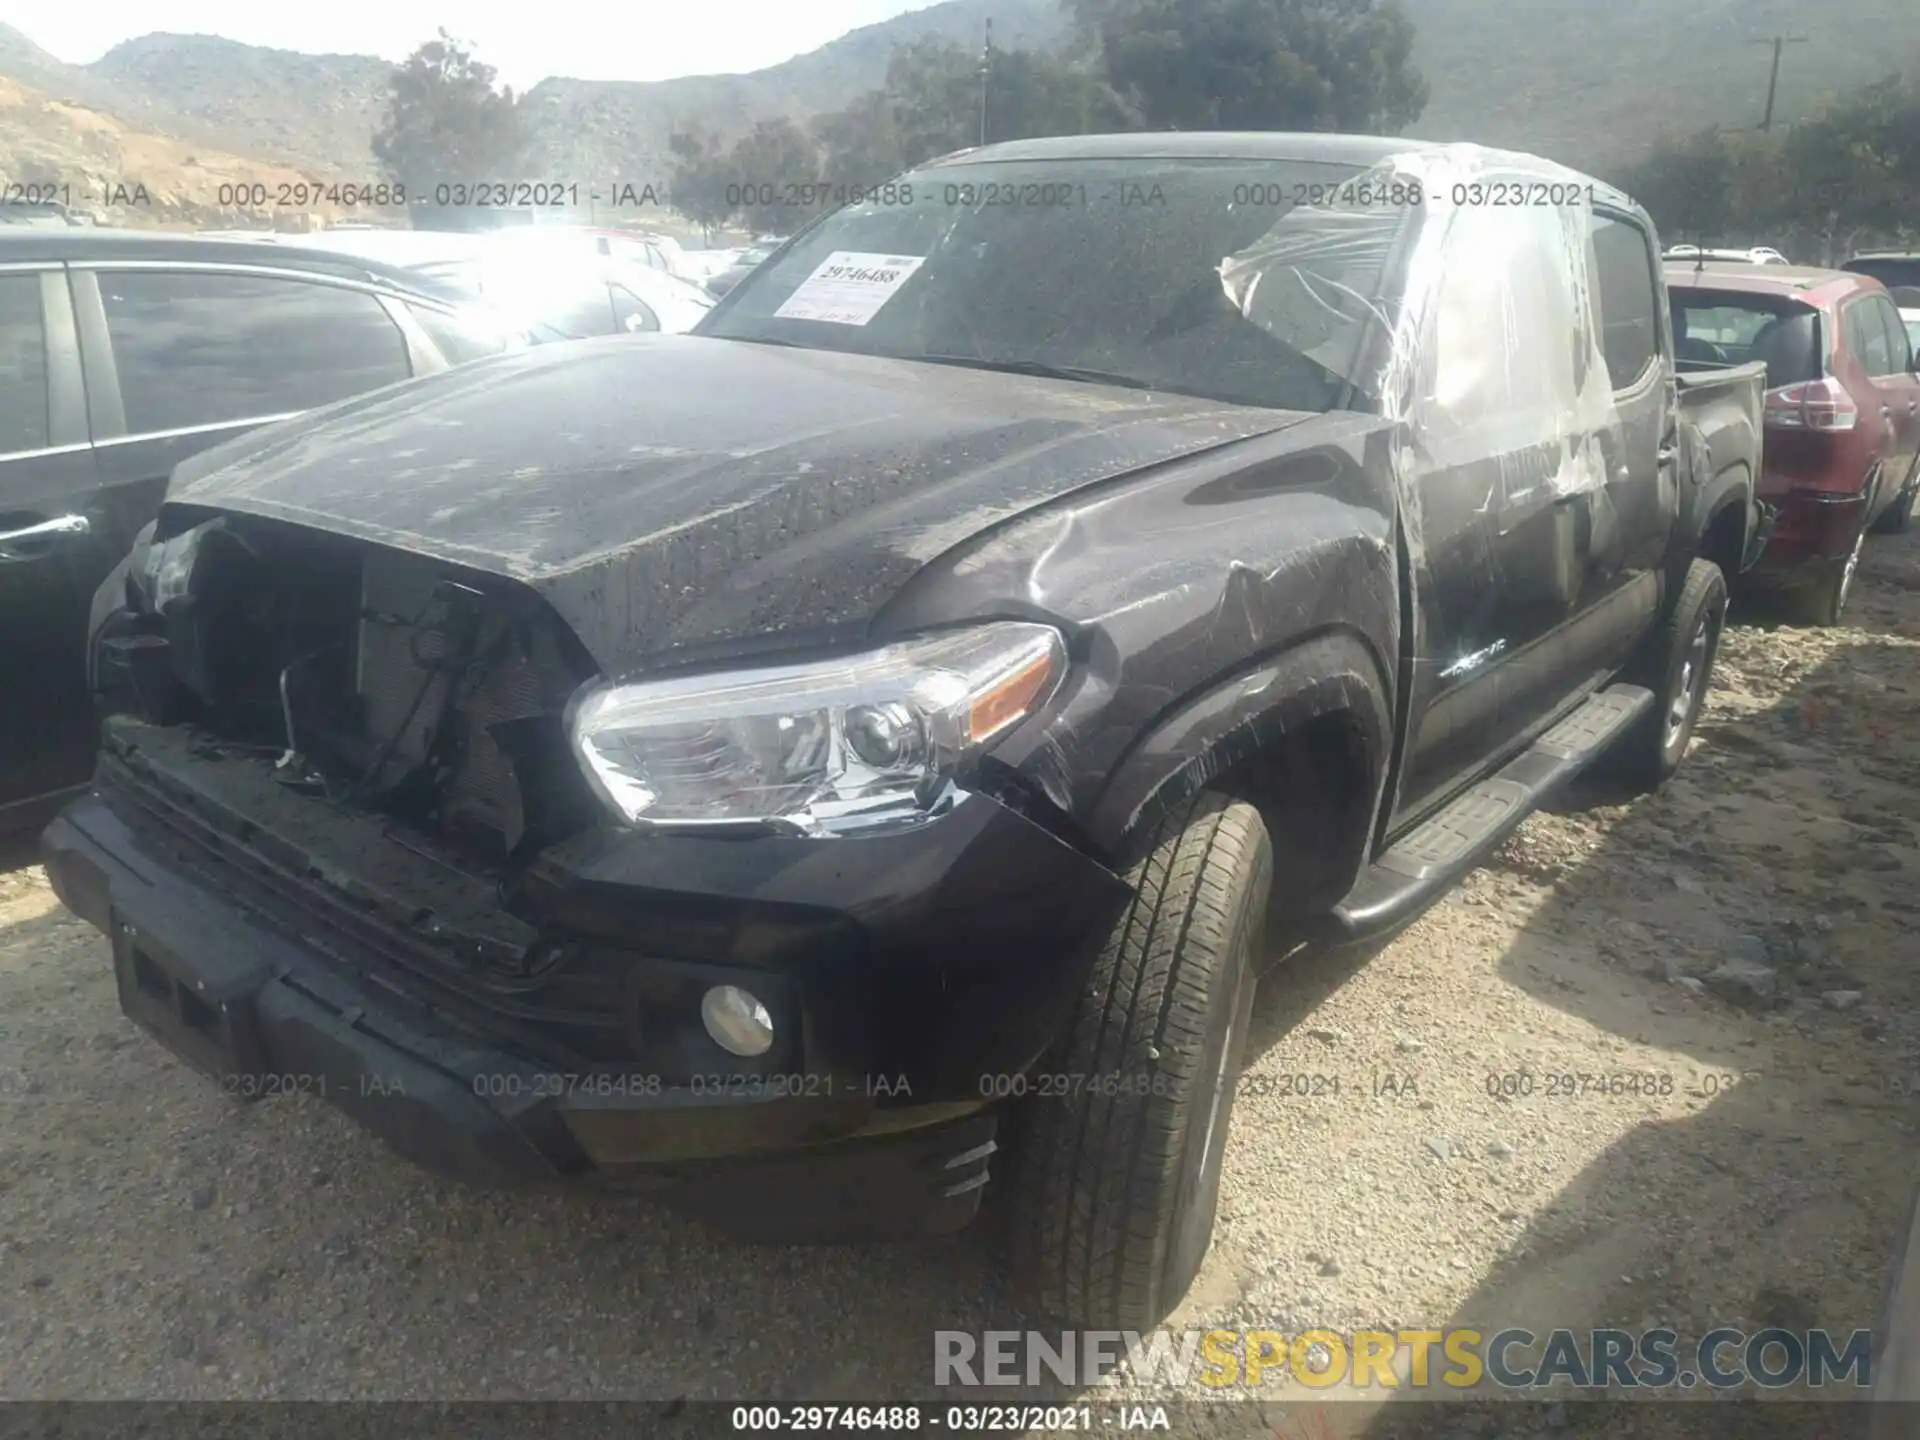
1771 77 1914 264
1072 0 1427 133
1610 76 1920 263
1615 127 1735 244
812 88 912 191
983 45 1131 141
811 39 1127 187
373 32 527 214
728 119 824 234
667 127 738 234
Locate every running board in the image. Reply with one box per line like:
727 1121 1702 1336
1330 683 1655 940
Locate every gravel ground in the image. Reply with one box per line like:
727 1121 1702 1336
3 527 1918 1430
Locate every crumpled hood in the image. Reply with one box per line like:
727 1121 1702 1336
166 335 1311 673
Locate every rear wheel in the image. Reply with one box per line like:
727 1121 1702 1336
1871 455 1918 535
1788 523 1866 627
1610 557 1727 791
1005 790 1269 1330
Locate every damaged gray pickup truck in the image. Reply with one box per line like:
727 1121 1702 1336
46 134 1764 1330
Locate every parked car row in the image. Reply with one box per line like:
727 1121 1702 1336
198 226 717 339
0 223 720 836
3 137 1913 1336
704 241 782 298
1668 256 1920 624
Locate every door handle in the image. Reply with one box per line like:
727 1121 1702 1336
0 513 89 561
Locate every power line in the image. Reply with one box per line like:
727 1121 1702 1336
979 19 994 148
1750 35 1809 132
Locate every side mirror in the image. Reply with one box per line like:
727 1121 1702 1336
623 314 648 333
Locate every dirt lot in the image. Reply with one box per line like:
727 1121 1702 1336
3 528 1918 1429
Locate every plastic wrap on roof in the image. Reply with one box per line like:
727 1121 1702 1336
1217 143 1624 558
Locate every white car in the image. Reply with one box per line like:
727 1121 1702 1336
662 244 742 285
1664 244 1789 265
234 226 715 337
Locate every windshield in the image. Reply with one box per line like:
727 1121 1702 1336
698 157 1405 412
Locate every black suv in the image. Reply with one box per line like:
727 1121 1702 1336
0 230 513 833
1843 252 1920 309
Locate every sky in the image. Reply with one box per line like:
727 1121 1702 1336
9 0 943 92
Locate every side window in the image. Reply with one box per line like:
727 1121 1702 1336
1588 213 1660 388
1843 299 1894 376
1874 297 1912 375
610 285 660 333
0 274 50 455
540 282 618 338
405 302 511 364
98 270 412 434
1425 203 1586 437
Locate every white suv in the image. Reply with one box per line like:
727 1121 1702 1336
1663 244 1789 265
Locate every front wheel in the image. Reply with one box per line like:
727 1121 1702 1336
1005 791 1270 1330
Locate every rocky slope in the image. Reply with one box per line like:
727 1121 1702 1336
0 72 365 228
86 33 392 181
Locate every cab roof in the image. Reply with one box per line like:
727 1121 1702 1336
919 131 1638 212
0 227 465 301
1664 261 1884 306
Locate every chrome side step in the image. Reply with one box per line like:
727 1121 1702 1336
1330 684 1654 940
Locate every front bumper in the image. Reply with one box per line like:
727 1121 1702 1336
1745 490 1867 586
43 718 1130 1237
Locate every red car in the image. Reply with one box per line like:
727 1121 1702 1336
1667 263 1920 624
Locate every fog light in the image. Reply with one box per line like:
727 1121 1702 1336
700 985 774 1057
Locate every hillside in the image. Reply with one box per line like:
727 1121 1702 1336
4 0 1919 196
516 0 1064 181
1403 0 1920 170
87 34 393 179
0 71 364 227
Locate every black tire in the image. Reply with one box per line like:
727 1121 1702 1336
1005 790 1271 1330
1787 522 1866 626
1611 557 1728 791
1871 456 1918 535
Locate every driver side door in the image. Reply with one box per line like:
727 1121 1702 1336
0 266 117 827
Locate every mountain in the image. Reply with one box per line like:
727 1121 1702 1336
1402 0 1920 172
0 70 373 227
4 0 1919 202
87 34 393 179
0 22 101 98
516 0 1064 184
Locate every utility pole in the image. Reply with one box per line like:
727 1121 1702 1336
979 19 994 147
1751 34 1808 133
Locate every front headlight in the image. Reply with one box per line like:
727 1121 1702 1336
567 623 1066 835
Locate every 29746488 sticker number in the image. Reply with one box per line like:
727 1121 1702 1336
731 1406 926 1430
728 1406 1111 1431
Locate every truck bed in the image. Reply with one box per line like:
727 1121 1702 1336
1674 359 1768 573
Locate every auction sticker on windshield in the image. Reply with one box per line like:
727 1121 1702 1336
773 251 927 325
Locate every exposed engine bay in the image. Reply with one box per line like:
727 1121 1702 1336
96 514 603 867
